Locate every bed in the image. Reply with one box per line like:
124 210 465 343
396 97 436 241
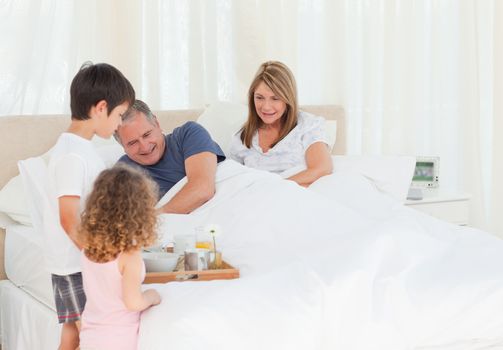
1 103 503 350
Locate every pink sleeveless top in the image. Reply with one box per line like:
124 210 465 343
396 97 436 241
80 252 146 350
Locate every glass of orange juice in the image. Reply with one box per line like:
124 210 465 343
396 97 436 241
195 226 213 250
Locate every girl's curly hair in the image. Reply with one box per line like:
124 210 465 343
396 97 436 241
79 163 159 263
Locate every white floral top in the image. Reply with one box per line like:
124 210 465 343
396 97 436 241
229 111 329 175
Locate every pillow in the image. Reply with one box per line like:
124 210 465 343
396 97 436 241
95 144 125 167
0 212 16 229
324 120 337 152
196 101 248 155
0 146 54 227
0 136 125 227
0 175 32 226
18 156 51 233
331 155 416 202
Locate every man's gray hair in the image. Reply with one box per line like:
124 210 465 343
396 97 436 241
114 99 156 143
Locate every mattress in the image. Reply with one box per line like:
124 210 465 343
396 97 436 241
0 280 60 349
4 223 54 310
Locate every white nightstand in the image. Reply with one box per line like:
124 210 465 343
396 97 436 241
405 190 471 225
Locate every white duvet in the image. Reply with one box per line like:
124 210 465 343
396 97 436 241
139 161 503 350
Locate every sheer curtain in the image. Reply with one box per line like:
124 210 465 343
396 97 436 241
1 0 501 235
0 0 143 115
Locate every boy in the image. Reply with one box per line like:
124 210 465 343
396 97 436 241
46 62 135 350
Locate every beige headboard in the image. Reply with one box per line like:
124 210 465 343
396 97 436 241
0 105 345 279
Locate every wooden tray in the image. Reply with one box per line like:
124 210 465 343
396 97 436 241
144 260 239 284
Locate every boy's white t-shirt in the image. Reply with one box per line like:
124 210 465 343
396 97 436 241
45 133 105 275
229 111 329 175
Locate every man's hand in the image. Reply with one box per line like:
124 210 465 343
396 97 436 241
160 152 218 214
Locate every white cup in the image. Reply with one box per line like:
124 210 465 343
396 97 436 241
174 233 196 256
184 248 210 271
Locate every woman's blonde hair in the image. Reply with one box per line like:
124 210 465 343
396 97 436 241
79 164 158 263
240 61 298 148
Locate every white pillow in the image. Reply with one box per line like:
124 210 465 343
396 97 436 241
0 136 125 227
0 175 32 226
95 144 125 167
331 155 416 202
18 156 51 233
196 101 248 155
324 120 337 152
0 146 53 227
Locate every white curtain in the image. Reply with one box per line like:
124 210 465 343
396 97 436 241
1 0 501 235
491 0 503 236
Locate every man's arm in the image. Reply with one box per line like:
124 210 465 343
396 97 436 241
159 152 218 214
59 195 83 249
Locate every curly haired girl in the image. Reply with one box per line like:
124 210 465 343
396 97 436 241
78 164 161 350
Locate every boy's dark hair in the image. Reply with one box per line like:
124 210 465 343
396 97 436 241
70 62 135 120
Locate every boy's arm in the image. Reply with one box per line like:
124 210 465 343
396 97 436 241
58 195 83 249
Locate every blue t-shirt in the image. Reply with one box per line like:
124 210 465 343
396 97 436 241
118 121 225 199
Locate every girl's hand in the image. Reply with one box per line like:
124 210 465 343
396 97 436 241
145 289 162 306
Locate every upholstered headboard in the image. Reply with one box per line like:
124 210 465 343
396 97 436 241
0 105 345 279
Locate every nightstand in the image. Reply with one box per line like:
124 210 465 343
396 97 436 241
405 191 471 225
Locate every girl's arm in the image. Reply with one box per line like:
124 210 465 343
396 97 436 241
287 142 333 187
120 250 161 312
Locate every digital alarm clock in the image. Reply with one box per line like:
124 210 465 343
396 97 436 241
411 156 439 188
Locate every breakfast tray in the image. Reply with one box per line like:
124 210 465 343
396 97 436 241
144 257 239 284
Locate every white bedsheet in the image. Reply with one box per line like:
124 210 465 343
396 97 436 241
2 160 503 349
1 281 501 350
4 223 54 310
140 161 503 350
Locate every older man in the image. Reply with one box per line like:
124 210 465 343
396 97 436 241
115 100 225 214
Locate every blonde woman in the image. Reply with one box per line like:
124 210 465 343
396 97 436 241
229 61 333 186
78 164 161 350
